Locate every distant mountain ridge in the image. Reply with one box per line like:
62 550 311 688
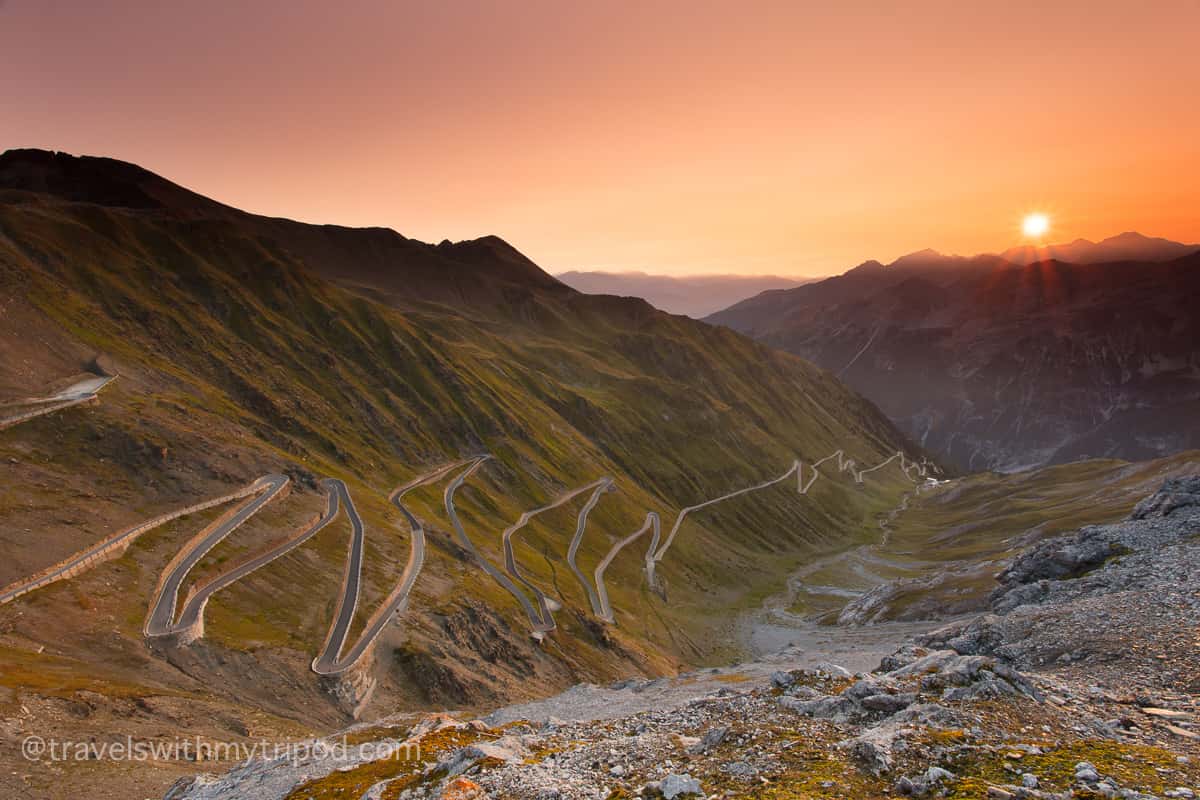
555 270 812 318
997 231 1199 265
707 234 1200 471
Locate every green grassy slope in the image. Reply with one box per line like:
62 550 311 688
0 153 921 738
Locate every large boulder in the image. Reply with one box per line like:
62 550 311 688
1131 476 1200 519
994 527 1120 590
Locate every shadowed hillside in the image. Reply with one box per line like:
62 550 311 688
708 242 1200 471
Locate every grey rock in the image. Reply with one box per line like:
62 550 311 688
770 670 796 689
860 692 917 713
722 761 758 778
660 772 703 799
779 694 855 719
995 528 1119 592
849 739 893 776
1131 476 1200 519
918 615 1011 657
888 702 962 730
878 644 930 672
887 649 962 679
1074 761 1100 784
436 738 526 777
845 677 895 701
700 726 728 749
892 649 1038 703
811 662 854 679
925 766 955 784
942 677 1020 702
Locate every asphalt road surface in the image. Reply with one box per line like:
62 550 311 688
144 474 289 637
0 374 116 431
501 477 613 632
162 480 342 638
312 461 475 675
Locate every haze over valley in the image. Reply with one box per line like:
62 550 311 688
555 271 813 318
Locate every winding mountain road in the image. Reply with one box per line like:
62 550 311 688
0 472 274 606
437 449 927 634
443 455 560 637
566 478 616 617
0 374 116 431
501 477 613 632
593 511 661 623
145 474 290 638
145 479 341 641
312 461 474 675
650 450 927 581
4 384 932 656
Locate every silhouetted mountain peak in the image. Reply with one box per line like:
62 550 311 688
0 148 229 215
894 247 942 262
0 148 566 302
889 248 973 271
999 230 1198 265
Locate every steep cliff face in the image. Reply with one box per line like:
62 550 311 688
709 245 1200 471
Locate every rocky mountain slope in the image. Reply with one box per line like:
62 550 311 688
162 477 1200 800
706 235 1200 471
554 272 811 318
0 149 921 799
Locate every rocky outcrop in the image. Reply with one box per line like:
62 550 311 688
990 527 1126 607
1131 475 1200 519
918 478 1200 690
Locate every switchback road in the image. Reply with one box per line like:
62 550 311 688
501 477 613 632
312 461 475 675
443 456 559 637
146 479 340 641
145 475 290 638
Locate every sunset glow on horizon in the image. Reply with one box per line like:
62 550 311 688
1022 214 1051 239
2 1 1198 277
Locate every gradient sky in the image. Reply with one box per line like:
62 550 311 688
3 1 1198 276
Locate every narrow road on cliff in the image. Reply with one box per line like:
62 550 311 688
0 374 116 431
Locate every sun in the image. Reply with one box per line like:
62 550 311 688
1022 212 1050 238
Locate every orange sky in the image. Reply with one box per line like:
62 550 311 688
2 1 1198 276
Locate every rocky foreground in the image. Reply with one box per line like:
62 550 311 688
168 479 1200 800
